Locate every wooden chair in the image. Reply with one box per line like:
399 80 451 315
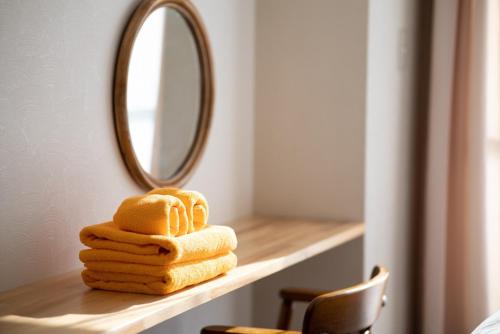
201 266 389 334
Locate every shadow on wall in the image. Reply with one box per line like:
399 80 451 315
252 238 364 330
144 286 253 334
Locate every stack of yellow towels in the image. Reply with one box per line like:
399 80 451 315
79 188 237 295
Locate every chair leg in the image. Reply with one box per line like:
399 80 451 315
276 299 293 330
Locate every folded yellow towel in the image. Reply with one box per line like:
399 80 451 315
81 252 237 295
113 194 189 236
148 188 209 232
80 222 237 263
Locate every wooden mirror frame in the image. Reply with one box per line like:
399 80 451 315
113 0 214 190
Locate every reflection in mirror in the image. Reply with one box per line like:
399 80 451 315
127 7 201 180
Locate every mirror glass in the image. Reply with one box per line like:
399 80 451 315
127 6 201 180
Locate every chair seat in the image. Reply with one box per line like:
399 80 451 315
201 325 301 334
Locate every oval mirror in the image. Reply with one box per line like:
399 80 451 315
114 0 213 189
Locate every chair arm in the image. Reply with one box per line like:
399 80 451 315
279 287 329 302
201 325 300 334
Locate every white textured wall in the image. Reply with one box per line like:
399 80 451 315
364 0 419 333
0 0 256 332
253 0 367 329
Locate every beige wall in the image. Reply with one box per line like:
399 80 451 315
0 0 256 332
254 0 367 221
253 0 368 328
364 0 419 333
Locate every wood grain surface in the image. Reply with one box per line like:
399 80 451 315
0 217 364 333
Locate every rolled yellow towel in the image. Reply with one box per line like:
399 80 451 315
80 222 237 263
81 252 237 295
113 194 189 236
148 188 209 232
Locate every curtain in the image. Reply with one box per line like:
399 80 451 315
422 0 500 332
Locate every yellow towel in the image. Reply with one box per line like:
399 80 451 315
80 222 237 263
81 252 237 295
113 194 189 236
148 188 209 232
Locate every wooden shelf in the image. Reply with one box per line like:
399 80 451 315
0 217 364 334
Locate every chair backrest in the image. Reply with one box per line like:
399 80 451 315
302 266 389 334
